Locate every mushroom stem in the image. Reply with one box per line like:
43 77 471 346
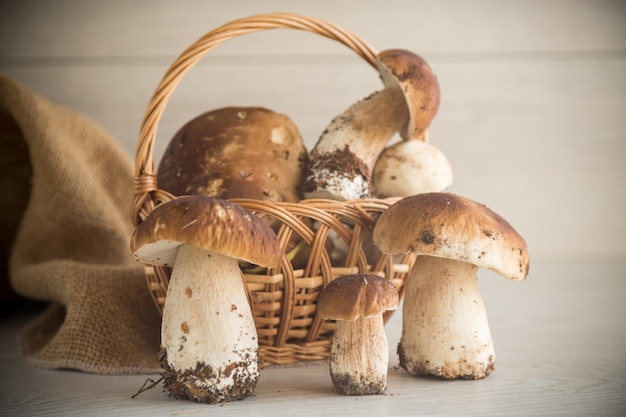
303 86 409 200
330 315 389 395
399 255 495 380
160 244 259 403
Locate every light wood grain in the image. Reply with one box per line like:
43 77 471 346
2 0 625 56
1 260 624 416
1 59 624 261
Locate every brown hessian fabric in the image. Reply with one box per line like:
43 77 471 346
0 75 161 374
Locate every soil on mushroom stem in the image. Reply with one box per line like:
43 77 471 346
397 343 495 380
159 347 260 404
332 372 386 396
304 145 374 195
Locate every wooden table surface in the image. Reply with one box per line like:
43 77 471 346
1 259 624 416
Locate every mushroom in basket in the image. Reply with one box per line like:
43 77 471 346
302 49 441 201
131 196 281 403
373 192 529 379
157 106 309 204
372 138 453 198
157 105 312 268
317 274 399 395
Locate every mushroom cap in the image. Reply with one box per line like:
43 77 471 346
131 195 281 268
373 193 529 281
373 140 453 197
377 49 440 140
317 274 399 321
157 107 309 203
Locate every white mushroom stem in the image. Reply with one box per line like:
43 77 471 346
330 314 389 395
160 244 259 403
303 86 409 200
399 255 495 380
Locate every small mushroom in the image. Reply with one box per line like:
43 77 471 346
157 106 309 203
372 139 453 197
372 193 529 380
130 196 281 403
302 49 440 200
317 274 399 395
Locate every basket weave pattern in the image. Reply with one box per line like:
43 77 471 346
132 13 415 367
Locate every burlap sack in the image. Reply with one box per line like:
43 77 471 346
0 75 161 374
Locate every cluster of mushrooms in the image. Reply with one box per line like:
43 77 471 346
130 48 529 403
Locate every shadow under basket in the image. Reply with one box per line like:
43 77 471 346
131 13 416 367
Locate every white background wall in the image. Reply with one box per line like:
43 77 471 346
1 0 625 264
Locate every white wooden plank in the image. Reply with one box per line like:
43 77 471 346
0 63 380 157
0 260 624 416
432 60 626 261
2 56 624 260
1 0 625 59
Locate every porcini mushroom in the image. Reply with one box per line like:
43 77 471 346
372 139 453 197
372 192 529 379
157 106 309 203
378 49 441 141
317 274 399 395
157 106 309 268
302 49 440 200
130 196 281 403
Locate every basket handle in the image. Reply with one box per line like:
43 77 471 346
131 12 380 226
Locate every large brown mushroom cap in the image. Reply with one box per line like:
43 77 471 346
377 49 441 140
157 107 309 203
373 193 529 281
317 274 399 321
131 195 281 268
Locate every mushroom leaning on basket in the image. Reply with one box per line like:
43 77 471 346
130 195 281 403
317 274 399 395
302 49 440 200
157 106 309 204
372 192 529 379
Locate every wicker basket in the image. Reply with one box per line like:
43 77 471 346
131 12 416 367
